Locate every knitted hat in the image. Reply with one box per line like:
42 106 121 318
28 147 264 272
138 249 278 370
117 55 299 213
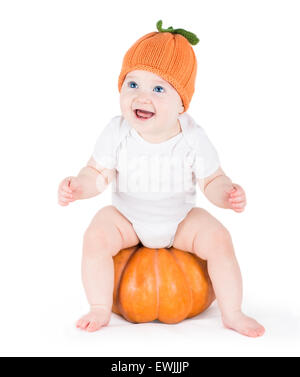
118 20 199 112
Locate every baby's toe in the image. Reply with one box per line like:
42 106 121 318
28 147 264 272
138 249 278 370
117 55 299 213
247 324 265 337
86 321 101 332
256 326 265 337
77 318 90 330
245 328 258 337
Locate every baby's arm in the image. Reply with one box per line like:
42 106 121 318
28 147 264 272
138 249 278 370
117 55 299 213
198 167 247 212
57 156 116 206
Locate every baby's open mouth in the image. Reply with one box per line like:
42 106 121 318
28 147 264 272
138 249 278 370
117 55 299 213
134 109 155 120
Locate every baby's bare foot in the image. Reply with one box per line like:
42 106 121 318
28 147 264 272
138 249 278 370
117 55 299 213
222 311 265 337
76 306 111 332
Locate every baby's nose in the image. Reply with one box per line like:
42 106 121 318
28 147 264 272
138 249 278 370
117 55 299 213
136 98 152 106
135 91 152 103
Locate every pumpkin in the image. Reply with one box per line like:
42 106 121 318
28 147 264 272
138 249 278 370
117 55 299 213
112 244 215 324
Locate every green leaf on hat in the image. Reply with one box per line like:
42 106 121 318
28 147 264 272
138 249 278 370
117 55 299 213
156 20 199 45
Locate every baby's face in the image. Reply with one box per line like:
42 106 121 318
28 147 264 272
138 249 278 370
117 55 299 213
120 70 184 138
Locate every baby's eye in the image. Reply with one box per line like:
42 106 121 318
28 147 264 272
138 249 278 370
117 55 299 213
154 86 165 93
128 81 138 89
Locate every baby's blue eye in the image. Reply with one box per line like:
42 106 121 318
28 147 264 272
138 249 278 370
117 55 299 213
154 86 164 93
128 81 138 89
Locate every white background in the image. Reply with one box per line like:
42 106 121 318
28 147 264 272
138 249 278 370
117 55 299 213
0 0 299 357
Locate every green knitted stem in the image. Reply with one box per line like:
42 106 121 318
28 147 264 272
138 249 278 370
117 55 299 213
156 20 199 45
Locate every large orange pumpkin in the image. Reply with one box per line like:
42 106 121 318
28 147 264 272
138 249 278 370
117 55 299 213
112 244 215 324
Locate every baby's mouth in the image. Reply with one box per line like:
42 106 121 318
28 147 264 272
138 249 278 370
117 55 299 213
134 109 155 120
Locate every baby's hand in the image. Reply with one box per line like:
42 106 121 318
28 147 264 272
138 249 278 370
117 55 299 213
57 176 83 206
226 183 247 213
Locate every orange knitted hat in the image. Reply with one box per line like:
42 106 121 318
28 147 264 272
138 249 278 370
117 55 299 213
118 20 199 112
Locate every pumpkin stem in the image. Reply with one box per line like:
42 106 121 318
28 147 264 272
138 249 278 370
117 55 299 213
156 20 199 45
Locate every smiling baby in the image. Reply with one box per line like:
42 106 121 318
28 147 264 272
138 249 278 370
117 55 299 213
58 20 265 337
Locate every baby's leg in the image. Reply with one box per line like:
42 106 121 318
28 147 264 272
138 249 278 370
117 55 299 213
173 207 265 337
76 205 140 332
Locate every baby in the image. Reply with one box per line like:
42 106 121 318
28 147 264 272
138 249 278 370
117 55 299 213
58 21 265 337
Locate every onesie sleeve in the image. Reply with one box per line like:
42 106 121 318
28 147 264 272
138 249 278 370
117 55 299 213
190 124 220 179
92 116 122 170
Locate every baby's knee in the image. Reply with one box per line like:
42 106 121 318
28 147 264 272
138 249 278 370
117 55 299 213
211 225 232 247
83 225 121 257
195 225 233 260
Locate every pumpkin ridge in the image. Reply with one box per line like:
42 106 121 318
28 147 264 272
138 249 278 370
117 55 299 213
154 248 160 320
116 244 141 314
169 248 193 316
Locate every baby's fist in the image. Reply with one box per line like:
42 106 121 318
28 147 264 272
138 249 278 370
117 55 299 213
227 183 247 213
57 176 82 206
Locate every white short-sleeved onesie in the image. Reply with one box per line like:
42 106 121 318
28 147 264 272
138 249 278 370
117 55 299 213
92 113 220 248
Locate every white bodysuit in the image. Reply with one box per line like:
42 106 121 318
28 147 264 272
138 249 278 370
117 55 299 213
92 113 220 248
